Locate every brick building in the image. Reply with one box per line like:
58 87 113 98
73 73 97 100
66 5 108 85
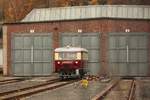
3 5 150 76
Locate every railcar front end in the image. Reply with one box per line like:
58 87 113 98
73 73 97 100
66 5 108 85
54 46 88 79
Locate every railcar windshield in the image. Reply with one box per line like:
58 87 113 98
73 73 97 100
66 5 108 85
55 52 81 60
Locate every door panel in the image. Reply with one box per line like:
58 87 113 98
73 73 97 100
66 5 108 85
128 64 139 76
129 50 138 62
109 50 118 62
14 37 24 49
24 50 31 62
33 37 43 49
138 50 147 62
139 64 148 76
24 63 32 76
43 63 52 75
34 50 43 62
14 50 24 62
119 63 128 76
119 50 127 62
43 37 52 49
43 50 51 61
12 33 52 76
118 36 127 49
34 63 43 75
109 33 149 76
24 37 32 49
13 64 24 76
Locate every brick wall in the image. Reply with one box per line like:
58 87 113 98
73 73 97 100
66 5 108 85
4 19 150 75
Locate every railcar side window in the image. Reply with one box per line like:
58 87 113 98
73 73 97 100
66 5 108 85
83 52 88 60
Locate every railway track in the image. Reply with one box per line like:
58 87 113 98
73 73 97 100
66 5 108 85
0 78 23 82
128 80 136 100
0 78 26 86
0 79 77 100
92 79 136 100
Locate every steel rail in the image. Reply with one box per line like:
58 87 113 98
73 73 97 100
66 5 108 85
0 80 23 85
0 78 26 86
92 79 135 100
0 79 76 100
0 78 60 96
128 80 136 100
91 79 120 100
0 78 24 82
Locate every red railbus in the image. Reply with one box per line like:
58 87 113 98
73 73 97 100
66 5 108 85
54 46 88 79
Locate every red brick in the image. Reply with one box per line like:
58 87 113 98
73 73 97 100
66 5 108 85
4 19 150 76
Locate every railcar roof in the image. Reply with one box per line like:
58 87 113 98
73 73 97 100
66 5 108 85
55 47 88 52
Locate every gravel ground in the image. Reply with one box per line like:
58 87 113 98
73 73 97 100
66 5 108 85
23 80 110 100
136 79 150 100
103 80 133 100
0 76 58 93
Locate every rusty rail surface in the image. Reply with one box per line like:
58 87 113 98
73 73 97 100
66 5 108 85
91 79 120 100
0 79 77 100
128 80 136 100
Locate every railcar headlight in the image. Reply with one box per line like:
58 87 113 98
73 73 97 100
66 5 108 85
75 61 78 64
57 61 61 64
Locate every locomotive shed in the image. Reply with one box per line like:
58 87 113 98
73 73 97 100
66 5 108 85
1 4 150 100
